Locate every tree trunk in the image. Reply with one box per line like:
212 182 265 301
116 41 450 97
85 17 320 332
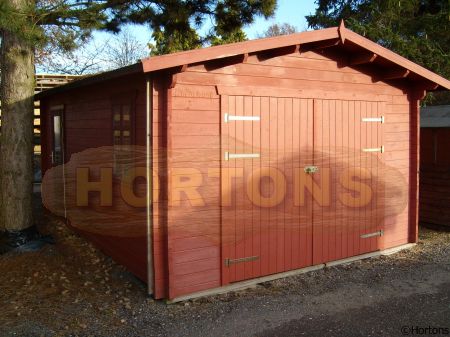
0 0 35 233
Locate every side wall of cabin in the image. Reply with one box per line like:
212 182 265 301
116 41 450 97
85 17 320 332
40 73 156 284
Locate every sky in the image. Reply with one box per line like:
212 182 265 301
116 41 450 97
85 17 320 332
245 0 318 38
92 0 318 46
38 0 318 73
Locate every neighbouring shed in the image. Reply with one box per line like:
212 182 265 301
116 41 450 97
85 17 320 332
36 22 450 301
420 105 450 228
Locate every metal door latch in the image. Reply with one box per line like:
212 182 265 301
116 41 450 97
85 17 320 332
304 165 319 174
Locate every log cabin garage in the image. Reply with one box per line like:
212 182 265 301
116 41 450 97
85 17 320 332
37 22 450 301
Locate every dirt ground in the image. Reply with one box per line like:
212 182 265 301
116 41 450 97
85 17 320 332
1 196 450 337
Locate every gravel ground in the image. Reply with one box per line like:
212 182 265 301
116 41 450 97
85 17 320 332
1 195 450 337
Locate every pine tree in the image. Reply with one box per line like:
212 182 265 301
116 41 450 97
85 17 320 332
0 0 276 247
0 0 134 248
306 0 450 104
140 0 277 55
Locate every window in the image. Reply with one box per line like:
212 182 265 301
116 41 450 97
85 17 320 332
50 106 65 167
112 99 135 176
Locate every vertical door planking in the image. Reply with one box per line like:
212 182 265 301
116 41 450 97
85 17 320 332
312 99 323 265
335 100 344 260
351 100 359 257
276 98 285 273
284 97 293 270
341 100 350 259
291 98 301 269
260 96 270 276
221 95 230 285
243 96 253 279
252 96 262 278
234 96 245 280
329 100 337 262
268 97 278 274
305 99 314 267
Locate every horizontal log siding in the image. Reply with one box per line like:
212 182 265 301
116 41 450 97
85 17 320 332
40 73 151 286
166 85 222 298
382 102 411 248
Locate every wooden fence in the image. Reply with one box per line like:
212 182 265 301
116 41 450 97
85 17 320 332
0 74 81 182
0 74 81 153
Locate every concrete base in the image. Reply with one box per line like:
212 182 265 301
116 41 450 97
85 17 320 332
380 243 416 256
169 243 416 303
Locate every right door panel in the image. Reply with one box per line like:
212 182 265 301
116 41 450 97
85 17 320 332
313 99 385 264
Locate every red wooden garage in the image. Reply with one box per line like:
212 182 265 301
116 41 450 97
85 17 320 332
37 22 450 301
420 105 450 228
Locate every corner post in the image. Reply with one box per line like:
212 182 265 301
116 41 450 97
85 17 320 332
408 89 423 243
146 76 154 295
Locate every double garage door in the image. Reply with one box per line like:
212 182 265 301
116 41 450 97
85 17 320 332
221 95 386 284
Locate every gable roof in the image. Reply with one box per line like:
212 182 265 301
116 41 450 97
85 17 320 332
141 27 339 72
140 21 450 91
36 22 450 100
339 24 450 91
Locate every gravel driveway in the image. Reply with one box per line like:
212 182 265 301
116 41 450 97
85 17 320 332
1 196 449 337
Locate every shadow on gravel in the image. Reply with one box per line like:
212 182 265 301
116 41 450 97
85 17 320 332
257 282 450 337
0 193 449 337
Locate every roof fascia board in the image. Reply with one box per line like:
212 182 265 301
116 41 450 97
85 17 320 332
141 27 340 73
35 63 142 100
35 25 450 100
342 28 450 90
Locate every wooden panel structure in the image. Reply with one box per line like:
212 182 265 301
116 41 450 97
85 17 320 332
220 95 314 284
165 85 222 298
40 73 150 287
37 24 450 301
313 99 385 264
219 96 386 287
420 127 450 227
163 48 415 297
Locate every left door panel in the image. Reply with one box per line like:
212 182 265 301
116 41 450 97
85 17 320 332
221 95 315 284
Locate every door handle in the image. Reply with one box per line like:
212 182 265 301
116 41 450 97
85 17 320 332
304 165 319 174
